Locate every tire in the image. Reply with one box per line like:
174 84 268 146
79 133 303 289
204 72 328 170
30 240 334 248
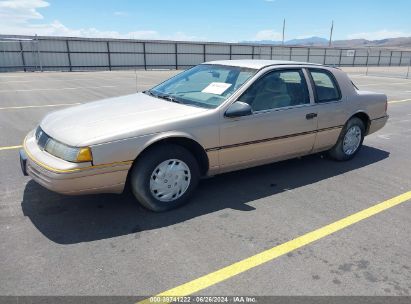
130 144 200 212
328 117 365 161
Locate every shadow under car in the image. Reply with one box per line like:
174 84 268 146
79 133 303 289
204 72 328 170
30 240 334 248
21 145 389 244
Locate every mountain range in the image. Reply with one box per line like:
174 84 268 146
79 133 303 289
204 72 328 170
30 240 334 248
242 36 411 48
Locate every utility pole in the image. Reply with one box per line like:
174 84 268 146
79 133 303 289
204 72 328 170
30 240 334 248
282 18 286 45
35 34 43 72
329 20 334 47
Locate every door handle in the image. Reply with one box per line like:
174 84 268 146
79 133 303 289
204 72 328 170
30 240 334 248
306 113 318 120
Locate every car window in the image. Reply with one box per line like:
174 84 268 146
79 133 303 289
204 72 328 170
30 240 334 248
181 68 230 92
309 70 341 102
239 69 310 111
149 64 256 109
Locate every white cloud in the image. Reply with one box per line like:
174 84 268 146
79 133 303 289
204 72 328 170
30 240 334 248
0 0 49 24
113 11 128 16
168 31 206 41
264 0 276 2
0 0 205 41
254 29 282 41
347 30 411 40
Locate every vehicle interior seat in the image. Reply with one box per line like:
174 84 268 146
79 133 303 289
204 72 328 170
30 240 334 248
286 82 309 106
315 86 338 101
251 74 291 111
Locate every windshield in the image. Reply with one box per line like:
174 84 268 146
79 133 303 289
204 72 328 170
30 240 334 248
148 64 256 109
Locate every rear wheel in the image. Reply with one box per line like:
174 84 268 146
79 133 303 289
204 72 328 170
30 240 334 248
329 117 365 161
130 144 200 212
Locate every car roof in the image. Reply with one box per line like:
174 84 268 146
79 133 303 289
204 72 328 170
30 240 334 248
203 59 323 70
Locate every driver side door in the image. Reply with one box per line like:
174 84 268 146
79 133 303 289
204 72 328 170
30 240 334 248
218 68 318 172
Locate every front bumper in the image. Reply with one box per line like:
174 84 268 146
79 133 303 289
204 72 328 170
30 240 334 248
19 149 28 176
21 130 132 195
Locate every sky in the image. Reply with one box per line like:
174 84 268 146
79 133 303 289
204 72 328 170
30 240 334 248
1 0 411 42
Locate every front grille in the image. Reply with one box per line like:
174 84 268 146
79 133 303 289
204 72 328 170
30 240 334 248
35 127 50 150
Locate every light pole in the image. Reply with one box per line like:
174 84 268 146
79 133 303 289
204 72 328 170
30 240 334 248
329 20 334 47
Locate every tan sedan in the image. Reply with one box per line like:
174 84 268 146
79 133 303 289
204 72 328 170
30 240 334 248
20 60 388 211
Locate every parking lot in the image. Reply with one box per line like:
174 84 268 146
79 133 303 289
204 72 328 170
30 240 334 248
0 68 411 299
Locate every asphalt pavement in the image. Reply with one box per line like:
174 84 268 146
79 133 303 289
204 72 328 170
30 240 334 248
0 69 410 299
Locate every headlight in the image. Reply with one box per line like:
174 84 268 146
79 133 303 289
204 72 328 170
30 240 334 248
36 127 92 163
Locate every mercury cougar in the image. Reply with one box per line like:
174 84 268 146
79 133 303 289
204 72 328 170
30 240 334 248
20 60 388 211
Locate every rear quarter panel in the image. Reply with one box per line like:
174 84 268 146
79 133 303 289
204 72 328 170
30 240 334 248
312 68 387 152
351 90 388 121
332 68 387 126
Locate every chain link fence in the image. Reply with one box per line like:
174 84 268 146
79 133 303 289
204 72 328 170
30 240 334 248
1 35 410 78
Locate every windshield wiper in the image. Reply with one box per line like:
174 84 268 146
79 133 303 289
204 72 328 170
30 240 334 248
143 90 156 97
144 90 177 101
144 90 185 105
156 93 184 104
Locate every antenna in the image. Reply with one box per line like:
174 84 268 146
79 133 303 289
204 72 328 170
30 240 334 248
282 18 286 45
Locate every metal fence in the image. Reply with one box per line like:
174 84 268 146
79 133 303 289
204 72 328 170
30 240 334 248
1 34 411 76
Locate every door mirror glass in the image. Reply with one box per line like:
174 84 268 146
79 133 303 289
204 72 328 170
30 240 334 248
225 101 253 118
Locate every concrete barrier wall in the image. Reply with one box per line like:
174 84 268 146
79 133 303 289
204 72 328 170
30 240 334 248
1 35 411 72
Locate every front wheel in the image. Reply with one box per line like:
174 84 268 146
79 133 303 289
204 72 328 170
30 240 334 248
130 144 200 212
328 117 365 161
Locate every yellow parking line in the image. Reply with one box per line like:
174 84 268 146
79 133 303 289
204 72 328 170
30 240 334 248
0 103 81 110
138 191 411 303
388 98 411 104
0 145 22 151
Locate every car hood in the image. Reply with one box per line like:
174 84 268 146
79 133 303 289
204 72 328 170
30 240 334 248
40 92 207 146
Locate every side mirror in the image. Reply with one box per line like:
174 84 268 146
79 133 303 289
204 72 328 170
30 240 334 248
225 101 253 118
